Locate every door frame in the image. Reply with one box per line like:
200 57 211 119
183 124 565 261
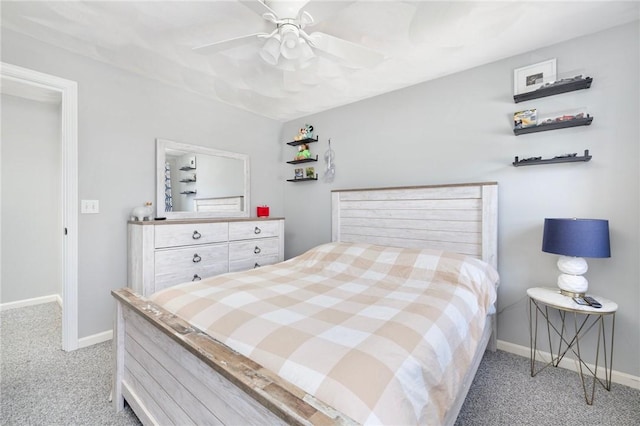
1 62 79 351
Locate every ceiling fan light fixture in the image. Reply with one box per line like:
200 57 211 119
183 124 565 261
279 23 302 60
260 34 281 65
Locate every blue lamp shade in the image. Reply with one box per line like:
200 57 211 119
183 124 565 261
542 218 611 258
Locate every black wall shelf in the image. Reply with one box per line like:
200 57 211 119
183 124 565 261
514 116 593 135
286 176 318 182
286 136 319 146
513 150 592 167
514 77 593 103
287 155 318 164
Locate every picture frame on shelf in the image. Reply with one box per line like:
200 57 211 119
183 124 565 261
305 167 315 178
514 59 557 95
514 109 538 129
294 168 304 179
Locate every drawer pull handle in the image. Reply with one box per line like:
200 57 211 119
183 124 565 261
254 246 261 254
254 262 261 269
254 226 261 235
192 230 202 239
192 254 201 263
192 274 202 281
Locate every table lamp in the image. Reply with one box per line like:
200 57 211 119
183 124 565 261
542 218 610 297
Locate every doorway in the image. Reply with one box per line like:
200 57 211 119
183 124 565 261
0 62 78 351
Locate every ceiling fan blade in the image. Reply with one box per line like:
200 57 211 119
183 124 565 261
301 1 356 25
193 33 267 55
238 0 277 18
308 32 384 68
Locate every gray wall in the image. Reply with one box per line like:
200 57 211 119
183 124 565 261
1 94 62 303
1 29 284 337
281 22 640 376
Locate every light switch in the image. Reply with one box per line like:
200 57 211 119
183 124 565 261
81 200 99 214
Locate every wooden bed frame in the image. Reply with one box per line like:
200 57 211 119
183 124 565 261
112 181 498 425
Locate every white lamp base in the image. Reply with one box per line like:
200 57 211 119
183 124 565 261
556 256 589 297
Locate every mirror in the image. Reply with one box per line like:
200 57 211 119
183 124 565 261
156 138 250 219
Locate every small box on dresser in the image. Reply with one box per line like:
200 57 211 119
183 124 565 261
128 217 285 296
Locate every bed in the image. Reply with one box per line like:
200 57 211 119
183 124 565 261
112 181 498 425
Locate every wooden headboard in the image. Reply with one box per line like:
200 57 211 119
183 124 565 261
194 195 244 212
331 182 498 268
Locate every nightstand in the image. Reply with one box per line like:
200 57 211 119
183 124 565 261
527 287 617 405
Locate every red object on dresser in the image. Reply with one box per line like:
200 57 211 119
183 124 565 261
257 206 270 217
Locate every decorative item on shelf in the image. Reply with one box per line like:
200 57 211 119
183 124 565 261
180 173 196 183
305 166 315 178
294 168 304 179
257 205 270 217
513 149 592 167
513 109 537 129
536 106 588 125
131 202 154 221
542 218 611 297
293 124 314 141
295 143 311 160
537 74 587 91
324 138 335 183
514 59 557 95
180 156 197 171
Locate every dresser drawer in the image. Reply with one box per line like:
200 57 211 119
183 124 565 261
229 255 281 273
155 243 228 275
154 263 229 293
229 237 280 261
229 220 281 241
155 223 228 248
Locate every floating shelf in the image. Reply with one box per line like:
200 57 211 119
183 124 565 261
286 136 319 146
513 150 592 167
514 77 593 103
514 116 593 135
286 176 318 182
180 190 197 194
179 166 196 171
287 155 318 164
179 179 196 183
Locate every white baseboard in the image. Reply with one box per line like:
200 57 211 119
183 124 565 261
0 294 63 311
497 339 640 390
78 329 113 349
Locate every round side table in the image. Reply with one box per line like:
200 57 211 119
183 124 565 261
527 287 617 405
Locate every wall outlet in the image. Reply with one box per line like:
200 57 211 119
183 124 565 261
81 200 99 214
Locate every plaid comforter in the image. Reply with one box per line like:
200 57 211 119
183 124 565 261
151 242 499 425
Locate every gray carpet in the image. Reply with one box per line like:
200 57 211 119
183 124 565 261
1 303 638 425
1 303 139 425
455 348 640 425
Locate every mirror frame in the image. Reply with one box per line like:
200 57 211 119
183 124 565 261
156 138 250 219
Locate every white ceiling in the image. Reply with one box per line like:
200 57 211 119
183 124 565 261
2 1 638 122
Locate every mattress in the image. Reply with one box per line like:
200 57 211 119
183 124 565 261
151 242 499 425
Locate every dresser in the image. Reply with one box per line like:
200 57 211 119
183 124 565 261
128 217 284 296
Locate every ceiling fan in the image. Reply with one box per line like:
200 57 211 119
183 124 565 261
193 0 384 70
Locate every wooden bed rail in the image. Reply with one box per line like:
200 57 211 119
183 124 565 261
112 288 356 425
